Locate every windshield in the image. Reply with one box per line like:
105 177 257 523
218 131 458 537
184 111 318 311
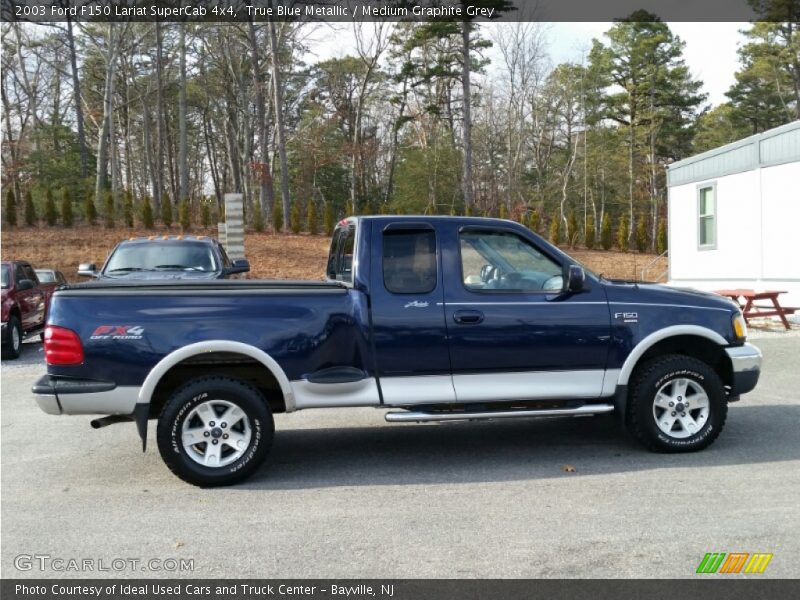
1 265 9 288
36 270 56 283
104 242 218 275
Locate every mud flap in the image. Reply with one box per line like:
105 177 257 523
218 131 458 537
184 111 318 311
133 403 149 452
613 384 628 429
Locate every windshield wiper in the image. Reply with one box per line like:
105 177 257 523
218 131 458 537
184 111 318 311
107 267 151 273
153 264 204 271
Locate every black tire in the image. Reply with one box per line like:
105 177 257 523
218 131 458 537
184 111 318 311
2 315 22 360
156 376 274 486
627 354 727 453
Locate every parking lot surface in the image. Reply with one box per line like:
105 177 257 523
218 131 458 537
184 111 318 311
2 338 799 578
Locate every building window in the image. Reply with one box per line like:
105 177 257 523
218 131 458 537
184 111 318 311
698 184 716 249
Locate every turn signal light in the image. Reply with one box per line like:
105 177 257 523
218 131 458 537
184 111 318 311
44 326 84 365
732 313 747 341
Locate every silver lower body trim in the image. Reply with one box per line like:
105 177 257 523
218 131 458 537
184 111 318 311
291 377 381 409
34 393 61 415
725 343 762 373
384 404 615 422
452 369 607 402
35 386 140 416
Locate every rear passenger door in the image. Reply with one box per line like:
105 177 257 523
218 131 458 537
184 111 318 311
369 222 455 406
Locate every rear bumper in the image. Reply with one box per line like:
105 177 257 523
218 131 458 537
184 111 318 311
725 343 762 396
32 375 139 415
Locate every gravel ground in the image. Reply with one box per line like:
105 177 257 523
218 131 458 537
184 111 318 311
1 337 798 579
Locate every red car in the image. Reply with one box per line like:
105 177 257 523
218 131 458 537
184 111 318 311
1 260 54 359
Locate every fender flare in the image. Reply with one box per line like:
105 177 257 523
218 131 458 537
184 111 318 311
134 341 296 451
617 325 728 386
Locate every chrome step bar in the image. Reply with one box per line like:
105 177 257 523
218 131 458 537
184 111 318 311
384 404 615 423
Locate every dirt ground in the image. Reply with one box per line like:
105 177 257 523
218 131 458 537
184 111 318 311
0 226 667 283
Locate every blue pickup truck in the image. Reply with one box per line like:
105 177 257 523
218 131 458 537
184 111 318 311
32 216 762 486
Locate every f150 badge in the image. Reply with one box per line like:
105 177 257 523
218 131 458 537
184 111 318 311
404 301 429 308
90 325 145 340
614 312 639 324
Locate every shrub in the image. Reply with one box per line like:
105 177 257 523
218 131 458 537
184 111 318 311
600 213 612 250
307 201 318 235
200 202 211 229
252 202 264 232
60 189 74 227
656 219 668 255
498 203 508 219
616 214 630 251
290 201 302 234
24 190 36 226
161 194 173 227
84 190 97 224
585 213 596 249
272 199 283 232
179 199 191 231
123 191 134 227
528 210 541 233
4 189 16 227
549 216 561 244
566 210 578 247
141 196 154 229
104 191 114 228
44 189 57 226
324 202 334 235
635 214 648 253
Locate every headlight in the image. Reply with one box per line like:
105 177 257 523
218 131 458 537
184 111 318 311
732 312 747 341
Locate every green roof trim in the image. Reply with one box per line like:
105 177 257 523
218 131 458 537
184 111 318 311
667 120 800 187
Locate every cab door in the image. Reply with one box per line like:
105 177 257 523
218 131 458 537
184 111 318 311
369 221 456 406
442 224 612 403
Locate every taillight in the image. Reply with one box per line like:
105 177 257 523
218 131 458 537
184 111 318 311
44 326 84 365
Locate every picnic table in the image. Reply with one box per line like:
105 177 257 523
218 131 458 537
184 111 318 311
715 289 796 330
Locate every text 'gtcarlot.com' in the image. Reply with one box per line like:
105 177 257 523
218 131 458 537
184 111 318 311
13 554 194 573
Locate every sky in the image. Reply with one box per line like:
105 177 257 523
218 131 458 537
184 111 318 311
308 21 747 108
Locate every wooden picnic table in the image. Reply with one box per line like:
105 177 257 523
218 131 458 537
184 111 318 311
715 289 796 330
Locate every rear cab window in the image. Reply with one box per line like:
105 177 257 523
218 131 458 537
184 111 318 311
382 229 437 294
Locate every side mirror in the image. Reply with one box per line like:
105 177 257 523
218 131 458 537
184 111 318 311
17 279 35 291
78 263 97 277
565 265 586 293
227 259 250 275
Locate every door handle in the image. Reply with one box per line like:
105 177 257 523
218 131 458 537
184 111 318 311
453 309 484 324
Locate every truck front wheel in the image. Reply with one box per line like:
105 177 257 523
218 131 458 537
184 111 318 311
627 354 727 453
156 377 274 486
2 315 22 360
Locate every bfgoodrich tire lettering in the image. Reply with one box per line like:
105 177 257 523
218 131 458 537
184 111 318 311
627 354 727 453
156 377 274 486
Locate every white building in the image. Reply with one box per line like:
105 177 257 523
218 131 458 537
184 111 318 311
666 120 800 307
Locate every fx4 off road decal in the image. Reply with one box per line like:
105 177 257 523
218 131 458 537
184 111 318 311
90 325 145 340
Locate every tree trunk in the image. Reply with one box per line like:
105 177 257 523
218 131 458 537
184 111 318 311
461 21 474 210
66 17 88 179
94 24 117 204
178 24 189 203
154 22 165 214
248 19 276 220
267 10 291 230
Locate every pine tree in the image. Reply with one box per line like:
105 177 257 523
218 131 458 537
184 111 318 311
635 214 648 252
200 202 211 229
179 199 190 231
104 192 114 228
324 202 334 235
161 194 173 227
272 199 283 232
307 201 318 235
566 210 579 247
585 213 596 249
549 217 561 244
84 190 97 224
600 213 613 250
616 215 630 251
252 202 264 232
61 189 74 227
24 190 36 226
498 203 508 219
4 189 16 226
141 196 154 229
656 219 668 254
123 191 134 227
529 211 541 234
290 201 301 234
44 189 57 226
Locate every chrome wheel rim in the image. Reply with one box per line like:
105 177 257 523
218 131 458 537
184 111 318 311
181 399 252 467
652 377 710 439
11 325 20 352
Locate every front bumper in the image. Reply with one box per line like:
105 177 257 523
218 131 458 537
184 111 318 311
32 375 139 415
725 343 762 396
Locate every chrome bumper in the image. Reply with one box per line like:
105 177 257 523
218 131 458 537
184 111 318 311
725 343 762 396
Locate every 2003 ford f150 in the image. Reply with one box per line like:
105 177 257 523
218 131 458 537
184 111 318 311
32 216 762 486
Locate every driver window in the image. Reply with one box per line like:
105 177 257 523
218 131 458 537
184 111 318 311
459 230 563 292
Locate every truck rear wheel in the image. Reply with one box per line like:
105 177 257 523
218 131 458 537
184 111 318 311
156 376 274 486
627 354 727 453
2 315 22 360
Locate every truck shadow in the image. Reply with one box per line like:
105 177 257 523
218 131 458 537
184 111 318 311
239 403 800 490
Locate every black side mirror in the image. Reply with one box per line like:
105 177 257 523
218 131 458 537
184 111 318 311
227 259 250 275
565 265 586 293
17 279 35 291
78 263 97 277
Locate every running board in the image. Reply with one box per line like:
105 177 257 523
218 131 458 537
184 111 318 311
385 404 615 423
